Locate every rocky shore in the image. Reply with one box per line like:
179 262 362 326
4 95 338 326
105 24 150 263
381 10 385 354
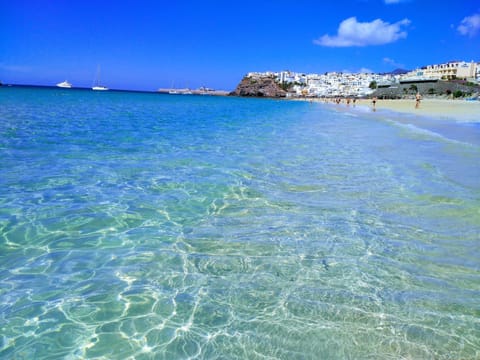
229 76 286 97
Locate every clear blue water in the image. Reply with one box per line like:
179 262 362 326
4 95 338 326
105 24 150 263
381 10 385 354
1 86 479 359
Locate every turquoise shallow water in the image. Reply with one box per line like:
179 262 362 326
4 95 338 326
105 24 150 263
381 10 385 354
1 87 479 359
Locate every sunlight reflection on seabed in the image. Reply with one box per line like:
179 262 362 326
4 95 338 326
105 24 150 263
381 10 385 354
0 89 479 359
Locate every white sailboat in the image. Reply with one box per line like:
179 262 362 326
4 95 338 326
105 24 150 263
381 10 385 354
92 66 108 91
57 80 72 88
168 81 179 94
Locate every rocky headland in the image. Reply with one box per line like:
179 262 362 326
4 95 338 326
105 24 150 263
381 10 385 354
229 76 287 97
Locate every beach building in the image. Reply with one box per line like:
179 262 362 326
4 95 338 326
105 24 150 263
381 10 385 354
247 71 276 80
278 71 294 84
404 61 478 81
283 71 393 97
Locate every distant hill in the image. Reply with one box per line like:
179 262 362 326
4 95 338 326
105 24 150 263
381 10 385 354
388 68 409 75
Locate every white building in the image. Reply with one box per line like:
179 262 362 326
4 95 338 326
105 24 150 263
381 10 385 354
404 61 478 81
243 61 478 97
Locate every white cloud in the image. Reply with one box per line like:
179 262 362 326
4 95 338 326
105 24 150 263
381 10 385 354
383 57 404 68
314 17 411 47
340 67 374 74
358 67 374 74
384 0 410 4
457 13 480 37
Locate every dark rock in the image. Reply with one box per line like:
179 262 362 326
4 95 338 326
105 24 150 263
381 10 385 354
230 76 287 98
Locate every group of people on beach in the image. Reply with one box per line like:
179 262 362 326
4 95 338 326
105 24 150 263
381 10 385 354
315 93 423 111
370 93 422 111
322 97 357 106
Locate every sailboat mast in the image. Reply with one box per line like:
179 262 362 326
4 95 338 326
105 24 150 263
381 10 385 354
94 65 101 87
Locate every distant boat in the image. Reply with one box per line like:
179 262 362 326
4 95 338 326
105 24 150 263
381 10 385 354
168 81 179 94
168 83 192 95
169 88 192 95
92 66 108 91
182 82 193 94
57 80 72 88
92 85 108 91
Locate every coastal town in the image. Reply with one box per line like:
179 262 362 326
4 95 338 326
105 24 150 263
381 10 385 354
235 60 480 98
2 60 479 100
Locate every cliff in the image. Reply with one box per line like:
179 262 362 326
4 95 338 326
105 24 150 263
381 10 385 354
230 76 287 97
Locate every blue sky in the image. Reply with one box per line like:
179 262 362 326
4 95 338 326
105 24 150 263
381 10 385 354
1 0 479 91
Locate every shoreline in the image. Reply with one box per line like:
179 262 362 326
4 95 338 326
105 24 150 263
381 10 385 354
303 97 480 123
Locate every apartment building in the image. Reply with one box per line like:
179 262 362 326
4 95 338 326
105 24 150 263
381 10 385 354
407 61 478 80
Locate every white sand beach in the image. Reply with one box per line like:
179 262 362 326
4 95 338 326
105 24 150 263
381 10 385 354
348 98 480 122
307 98 480 122
299 97 480 122
296 97 480 146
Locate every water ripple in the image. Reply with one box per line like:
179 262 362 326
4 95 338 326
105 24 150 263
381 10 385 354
0 89 479 359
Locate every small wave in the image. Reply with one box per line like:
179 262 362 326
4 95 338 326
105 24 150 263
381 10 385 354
383 118 479 148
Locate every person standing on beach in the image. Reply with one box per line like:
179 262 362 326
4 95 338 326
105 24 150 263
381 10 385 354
415 92 422 109
372 96 377 111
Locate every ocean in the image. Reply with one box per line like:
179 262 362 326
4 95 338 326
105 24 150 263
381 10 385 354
1 86 479 359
